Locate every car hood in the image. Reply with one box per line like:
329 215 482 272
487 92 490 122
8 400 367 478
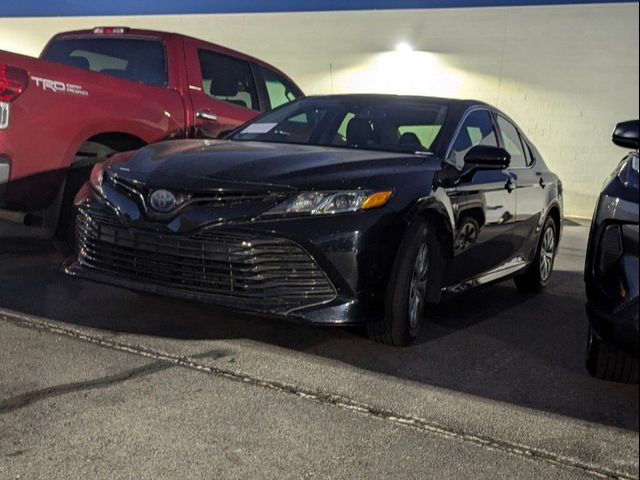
108 140 430 192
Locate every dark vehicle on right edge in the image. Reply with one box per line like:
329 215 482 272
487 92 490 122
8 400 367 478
585 120 639 383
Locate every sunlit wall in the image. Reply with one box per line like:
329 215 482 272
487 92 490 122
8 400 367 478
1 3 638 217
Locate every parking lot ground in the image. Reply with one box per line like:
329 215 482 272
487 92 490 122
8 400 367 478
1 220 638 479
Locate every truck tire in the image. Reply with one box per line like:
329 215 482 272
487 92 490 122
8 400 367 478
53 166 91 255
53 142 116 255
586 325 639 384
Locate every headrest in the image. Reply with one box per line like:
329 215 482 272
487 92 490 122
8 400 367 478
67 56 90 70
399 132 425 150
210 77 239 97
346 117 378 147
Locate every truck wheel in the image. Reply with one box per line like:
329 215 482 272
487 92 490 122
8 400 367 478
53 142 117 255
586 325 639 384
367 218 440 346
514 216 557 293
53 167 90 256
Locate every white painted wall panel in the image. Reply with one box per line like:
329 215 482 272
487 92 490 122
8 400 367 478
1 3 638 217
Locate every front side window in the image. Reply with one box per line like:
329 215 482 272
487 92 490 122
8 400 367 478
258 66 301 109
448 110 498 166
496 115 527 168
449 110 498 166
43 38 167 87
230 98 448 154
198 49 259 111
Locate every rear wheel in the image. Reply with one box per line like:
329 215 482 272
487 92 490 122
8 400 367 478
514 216 557 293
367 219 440 346
586 325 639 384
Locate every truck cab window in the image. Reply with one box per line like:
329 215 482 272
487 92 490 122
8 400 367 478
198 50 259 111
42 38 167 87
257 66 301 110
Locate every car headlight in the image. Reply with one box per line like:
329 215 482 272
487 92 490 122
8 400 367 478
265 190 393 216
618 154 639 191
89 162 106 196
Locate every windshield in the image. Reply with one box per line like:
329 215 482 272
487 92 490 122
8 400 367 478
229 97 448 154
43 37 167 87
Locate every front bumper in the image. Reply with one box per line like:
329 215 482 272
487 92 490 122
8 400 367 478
65 190 406 325
586 299 639 355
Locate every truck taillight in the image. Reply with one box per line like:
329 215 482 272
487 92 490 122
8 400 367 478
0 64 29 103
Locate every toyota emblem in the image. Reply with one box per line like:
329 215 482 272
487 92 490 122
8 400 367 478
149 189 177 213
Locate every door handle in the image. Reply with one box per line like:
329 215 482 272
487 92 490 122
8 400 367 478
196 111 219 122
505 179 515 193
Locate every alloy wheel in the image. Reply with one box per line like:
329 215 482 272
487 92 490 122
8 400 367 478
408 242 429 330
539 226 556 281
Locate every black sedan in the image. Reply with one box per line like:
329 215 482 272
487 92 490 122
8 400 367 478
65 95 563 346
585 120 639 383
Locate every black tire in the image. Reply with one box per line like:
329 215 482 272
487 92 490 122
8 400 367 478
53 167 91 256
586 325 639 384
367 219 440 346
514 216 557 293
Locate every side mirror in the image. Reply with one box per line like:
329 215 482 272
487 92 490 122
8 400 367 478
463 145 511 170
612 120 639 150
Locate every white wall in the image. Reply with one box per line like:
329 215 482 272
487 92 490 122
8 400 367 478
1 3 638 217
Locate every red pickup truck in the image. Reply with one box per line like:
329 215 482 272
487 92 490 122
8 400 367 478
0 27 302 245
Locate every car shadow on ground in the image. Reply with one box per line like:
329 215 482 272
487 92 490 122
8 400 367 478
0 241 637 432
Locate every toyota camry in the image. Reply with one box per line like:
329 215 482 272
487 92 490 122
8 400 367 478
65 95 563 346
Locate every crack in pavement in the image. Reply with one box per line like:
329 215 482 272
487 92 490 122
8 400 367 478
1 309 634 480
0 346 232 415
0 362 169 414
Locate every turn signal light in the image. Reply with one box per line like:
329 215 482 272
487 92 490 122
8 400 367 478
0 64 29 103
362 191 393 210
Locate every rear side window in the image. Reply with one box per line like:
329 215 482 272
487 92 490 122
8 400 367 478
198 49 259 111
257 66 301 109
496 115 527 168
43 38 167 87
449 110 498 166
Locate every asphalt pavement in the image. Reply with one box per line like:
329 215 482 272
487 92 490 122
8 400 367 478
0 219 638 479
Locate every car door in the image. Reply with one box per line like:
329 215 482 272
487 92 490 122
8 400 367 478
184 40 262 138
495 115 548 257
445 109 518 286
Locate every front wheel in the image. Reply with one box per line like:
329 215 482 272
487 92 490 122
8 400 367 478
586 325 639 383
367 219 440 346
514 216 557 293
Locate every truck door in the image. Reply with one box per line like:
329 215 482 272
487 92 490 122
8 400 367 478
183 40 262 138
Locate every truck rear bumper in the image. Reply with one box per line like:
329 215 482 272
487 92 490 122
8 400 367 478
0 156 9 207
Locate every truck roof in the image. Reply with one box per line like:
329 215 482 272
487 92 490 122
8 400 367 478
47 28 288 77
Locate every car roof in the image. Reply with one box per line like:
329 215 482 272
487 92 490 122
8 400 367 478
302 94 490 110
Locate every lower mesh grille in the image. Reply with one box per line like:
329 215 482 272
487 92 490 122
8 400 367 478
76 207 336 313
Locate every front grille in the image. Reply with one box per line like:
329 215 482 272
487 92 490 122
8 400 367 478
107 173 286 208
76 206 336 313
